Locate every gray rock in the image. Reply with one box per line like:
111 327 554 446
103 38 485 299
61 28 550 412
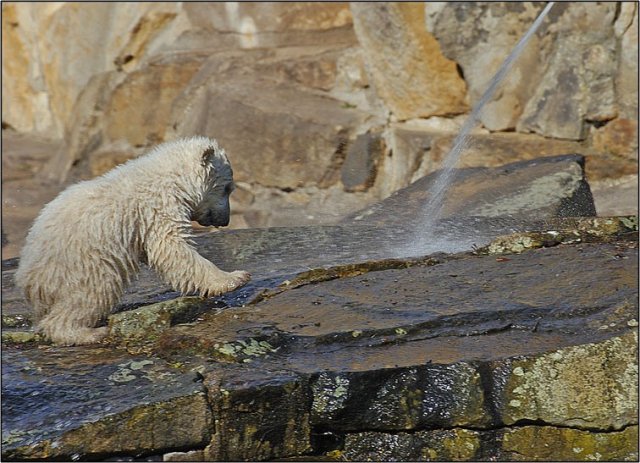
345 154 596 226
428 3 620 138
1 349 211 460
426 2 548 131
517 3 618 139
340 131 385 192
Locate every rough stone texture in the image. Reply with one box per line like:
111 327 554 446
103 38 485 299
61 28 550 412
590 118 639 161
39 71 126 183
496 331 638 430
343 428 482 461
477 216 639 256
107 297 216 353
2 2 354 137
614 3 639 120
3 3 637 249
342 426 639 462
104 54 205 148
330 46 386 116
2 4 638 460
499 425 639 462
310 363 489 431
428 2 628 139
591 175 639 217
180 2 354 50
388 125 585 185
517 3 618 140
350 2 468 120
0 3 185 138
426 2 547 132
170 69 368 189
203 369 311 461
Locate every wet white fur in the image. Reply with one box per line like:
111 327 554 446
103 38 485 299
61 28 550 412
15 137 250 345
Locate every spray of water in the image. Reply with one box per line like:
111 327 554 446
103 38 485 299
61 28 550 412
403 2 555 257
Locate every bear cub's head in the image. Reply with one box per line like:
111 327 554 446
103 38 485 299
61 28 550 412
191 146 236 227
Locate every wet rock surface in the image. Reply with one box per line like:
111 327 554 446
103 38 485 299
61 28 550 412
2 213 638 460
1 143 637 461
1 348 211 460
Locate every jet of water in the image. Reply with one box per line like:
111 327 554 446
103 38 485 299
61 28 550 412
406 2 555 256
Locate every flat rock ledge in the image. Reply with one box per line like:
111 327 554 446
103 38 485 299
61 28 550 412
1 217 638 461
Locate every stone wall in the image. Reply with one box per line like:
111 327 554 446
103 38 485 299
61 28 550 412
2 2 638 229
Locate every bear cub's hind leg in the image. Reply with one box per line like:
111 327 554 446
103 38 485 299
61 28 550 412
37 301 110 346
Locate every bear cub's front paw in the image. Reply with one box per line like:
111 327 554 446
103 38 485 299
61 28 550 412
226 270 251 291
204 270 251 297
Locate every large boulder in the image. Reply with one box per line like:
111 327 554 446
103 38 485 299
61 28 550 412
516 3 618 139
170 69 369 189
346 154 597 226
2 218 637 461
350 2 468 120
0 3 183 138
426 2 548 132
427 3 624 140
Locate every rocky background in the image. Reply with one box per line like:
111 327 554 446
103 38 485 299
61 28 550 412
2 2 638 259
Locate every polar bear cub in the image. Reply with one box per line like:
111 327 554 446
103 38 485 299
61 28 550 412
15 136 251 346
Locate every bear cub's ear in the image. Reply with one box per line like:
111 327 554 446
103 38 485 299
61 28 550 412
202 147 217 165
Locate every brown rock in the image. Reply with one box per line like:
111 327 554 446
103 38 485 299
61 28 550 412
590 118 639 161
105 54 204 147
171 70 367 189
87 146 140 178
1 4 57 135
350 2 468 120
1 3 183 139
262 52 337 91
1 131 65 260
184 2 352 34
181 3 354 50
590 175 639 217
41 71 125 183
388 126 584 184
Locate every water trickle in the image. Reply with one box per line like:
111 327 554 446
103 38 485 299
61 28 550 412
403 2 555 257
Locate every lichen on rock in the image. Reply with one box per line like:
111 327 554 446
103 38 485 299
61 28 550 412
498 331 638 430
